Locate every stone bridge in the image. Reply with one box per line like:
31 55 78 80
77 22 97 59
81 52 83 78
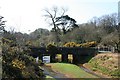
29 47 98 64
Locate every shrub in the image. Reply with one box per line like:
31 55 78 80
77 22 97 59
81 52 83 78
2 43 44 79
12 59 25 70
81 41 97 47
63 41 97 47
63 42 78 47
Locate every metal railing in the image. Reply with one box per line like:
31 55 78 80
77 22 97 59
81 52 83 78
97 47 115 53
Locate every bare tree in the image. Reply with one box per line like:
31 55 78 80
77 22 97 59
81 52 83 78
98 13 118 33
0 16 6 33
43 6 67 43
101 31 119 52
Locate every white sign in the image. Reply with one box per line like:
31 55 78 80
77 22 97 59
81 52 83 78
43 56 50 63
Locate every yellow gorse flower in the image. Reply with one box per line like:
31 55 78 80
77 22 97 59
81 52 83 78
63 41 97 47
12 59 25 70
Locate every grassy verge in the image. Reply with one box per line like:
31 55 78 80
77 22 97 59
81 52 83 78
48 63 98 78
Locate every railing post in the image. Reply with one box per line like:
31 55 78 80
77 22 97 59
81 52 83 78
112 47 115 53
98 46 100 52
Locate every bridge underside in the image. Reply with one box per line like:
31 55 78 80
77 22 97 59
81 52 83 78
29 47 97 64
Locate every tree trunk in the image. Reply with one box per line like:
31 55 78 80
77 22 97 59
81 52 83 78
52 18 60 44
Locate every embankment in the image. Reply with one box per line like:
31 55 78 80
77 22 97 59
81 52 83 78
83 52 120 78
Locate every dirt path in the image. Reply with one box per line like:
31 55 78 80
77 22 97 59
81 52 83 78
41 65 68 79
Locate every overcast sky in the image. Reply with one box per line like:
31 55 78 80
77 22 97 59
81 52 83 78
0 0 119 33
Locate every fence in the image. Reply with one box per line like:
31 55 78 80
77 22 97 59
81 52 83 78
97 46 115 53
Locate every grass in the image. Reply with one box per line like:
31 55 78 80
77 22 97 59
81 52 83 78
49 63 98 78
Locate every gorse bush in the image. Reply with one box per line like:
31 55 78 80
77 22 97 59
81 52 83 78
63 41 97 47
47 43 56 49
12 59 26 70
63 42 77 47
2 43 44 79
81 41 97 47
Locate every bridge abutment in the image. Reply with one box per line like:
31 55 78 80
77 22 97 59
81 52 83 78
50 54 56 62
62 53 68 63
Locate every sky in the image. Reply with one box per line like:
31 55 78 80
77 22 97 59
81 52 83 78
0 0 119 33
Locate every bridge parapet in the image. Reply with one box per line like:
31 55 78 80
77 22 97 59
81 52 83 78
29 47 97 55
